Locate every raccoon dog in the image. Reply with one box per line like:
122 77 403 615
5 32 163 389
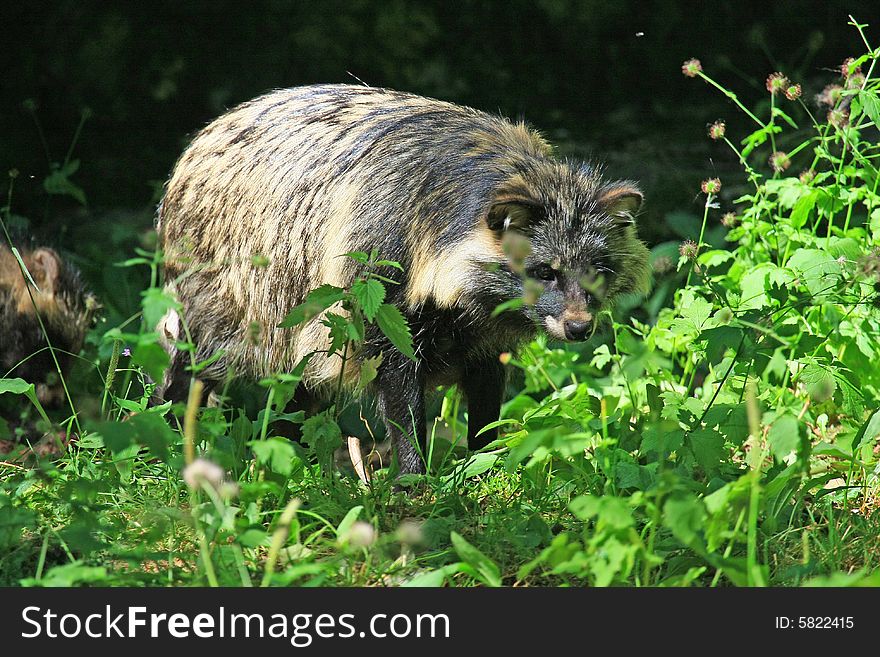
157 84 650 475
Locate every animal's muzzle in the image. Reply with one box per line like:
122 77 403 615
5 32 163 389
563 319 590 341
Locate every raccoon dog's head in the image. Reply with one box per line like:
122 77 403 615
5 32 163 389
483 161 650 342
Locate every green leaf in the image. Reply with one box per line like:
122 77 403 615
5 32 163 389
790 190 818 229
43 160 87 205
614 461 654 490
22 561 108 587
857 89 880 126
130 340 170 383
322 312 360 354
741 124 782 158
490 297 525 317
0 378 51 425
350 278 385 322
140 287 181 330
402 563 464 587
672 294 713 333
375 303 415 360
852 410 880 451
442 453 499 489
663 494 706 547
640 423 684 457
373 259 404 271
798 362 836 402
236 529 271 548
450 532 501 587
90 412 178 463
0 503 36 551
768 414 800 462
701 326 743 363
787 249 841 299
356 354 383 392
738 266 771 310
833 370 864 417
278 284 346 328
688 428 725 476
336 505 364 540
249 437 298 476
300 411 343 473
569 494 633 530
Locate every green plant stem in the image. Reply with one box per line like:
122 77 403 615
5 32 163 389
63 110 90 167
698 72 766 128
685 193 713 288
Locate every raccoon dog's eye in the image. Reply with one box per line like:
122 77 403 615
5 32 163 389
528 264 557 282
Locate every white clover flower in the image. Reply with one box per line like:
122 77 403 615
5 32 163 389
182 458 225 490
342 521 377 548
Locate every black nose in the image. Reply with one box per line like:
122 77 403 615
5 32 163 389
564 320 590 341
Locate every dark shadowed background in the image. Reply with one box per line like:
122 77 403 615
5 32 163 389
1 0 874 321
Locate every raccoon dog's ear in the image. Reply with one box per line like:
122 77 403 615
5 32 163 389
28 248 62 294
598 184 643 226
487 200 541 232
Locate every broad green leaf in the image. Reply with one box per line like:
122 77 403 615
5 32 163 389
664 494 706 546
701 326 743 363
236 529 271 548
789 190 818 229
300 411 343 473
671 294 713 334
350 278 385 322
798 362 836 402
402 563 463 587
640 423 684 457
614 461 654 490
0 378 51 425
130 340 170 383
697 249 734 268
569 494 632 530
688 428 725 476
787 248 841 299
738 265 771 310
336 505 364 540
278 284 346 328
450 532 501 587
442 453 498 489
356 354 383 391
375 303 415 360
857 89 880 126
140 287 181 330
90 412 177 463
249 437 298 476
768 414 800 462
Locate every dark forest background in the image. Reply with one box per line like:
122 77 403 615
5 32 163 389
1 1 874 320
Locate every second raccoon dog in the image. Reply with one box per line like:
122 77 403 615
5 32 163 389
0 242 95 407
157 84 651 475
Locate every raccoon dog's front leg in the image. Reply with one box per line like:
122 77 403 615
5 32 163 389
375 352 426 476
462 358 506 451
